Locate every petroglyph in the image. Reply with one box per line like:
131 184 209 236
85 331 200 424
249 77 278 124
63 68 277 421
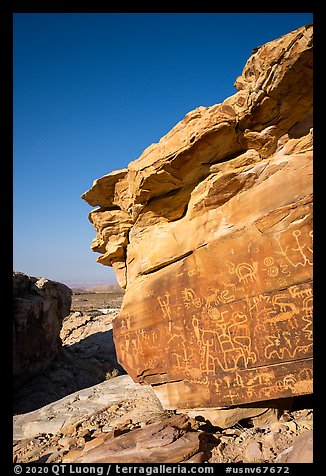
275 227 313 269
302 296 313 340
113 223 313 407
236 262 258 283
289 285 312 300
263 257 279 277
157 292 173 332
115 281 312 396
181 288 202 309
225 259 258 284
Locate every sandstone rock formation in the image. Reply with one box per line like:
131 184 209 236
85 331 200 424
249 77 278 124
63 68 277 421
82 25 313 410
13 272 72 388
13 306 123 414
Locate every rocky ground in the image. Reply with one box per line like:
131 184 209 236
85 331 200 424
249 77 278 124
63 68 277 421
13 290 313 464
13 290 125 414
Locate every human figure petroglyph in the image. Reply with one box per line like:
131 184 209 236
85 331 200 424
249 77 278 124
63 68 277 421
168 333 189 370
157 292 173 331
275 228 313 268
229 312 257 366
124 334 140 370
224 388 239 404
125 314 131 330
119 342 126 363
120 314 130 332
201 330 217 373
292 229 313 265
192 316 201 342
191 307 257 373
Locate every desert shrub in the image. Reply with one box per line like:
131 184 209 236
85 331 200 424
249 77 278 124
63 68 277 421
105 368 119 380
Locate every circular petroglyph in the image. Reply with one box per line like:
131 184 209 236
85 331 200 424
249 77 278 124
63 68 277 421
267 266 279 277
264 256 274 267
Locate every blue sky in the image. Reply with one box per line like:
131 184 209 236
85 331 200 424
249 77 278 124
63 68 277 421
13 13 313 286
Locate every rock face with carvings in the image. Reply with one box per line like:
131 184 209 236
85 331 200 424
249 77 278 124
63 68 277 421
82 25 313 410
13 272 72 388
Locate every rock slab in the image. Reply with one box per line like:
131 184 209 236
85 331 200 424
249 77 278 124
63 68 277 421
65 414 203 463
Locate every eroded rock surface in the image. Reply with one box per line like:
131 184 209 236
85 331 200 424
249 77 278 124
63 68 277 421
13 272 72 388
82 25 313 410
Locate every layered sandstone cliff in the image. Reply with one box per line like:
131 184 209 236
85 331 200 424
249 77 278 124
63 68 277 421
82 25 313 410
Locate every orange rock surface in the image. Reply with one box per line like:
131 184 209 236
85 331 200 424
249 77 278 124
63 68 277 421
82 24 313 409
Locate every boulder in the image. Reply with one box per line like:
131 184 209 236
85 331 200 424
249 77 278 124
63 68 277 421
13 374 165 441
82 25 313 410
13 272 72 388
244 441 263 462
63 414 203 463
275 430 313 463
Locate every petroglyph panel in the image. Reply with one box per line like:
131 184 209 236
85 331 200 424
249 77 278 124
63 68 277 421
153 359 313 409
113 216 313 407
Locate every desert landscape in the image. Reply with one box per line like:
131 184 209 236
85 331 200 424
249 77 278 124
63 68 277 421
13 23 313 465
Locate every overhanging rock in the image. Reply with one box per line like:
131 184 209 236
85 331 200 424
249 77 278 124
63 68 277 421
82 24 313 409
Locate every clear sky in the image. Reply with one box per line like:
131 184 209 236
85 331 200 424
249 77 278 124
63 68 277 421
13 12 313 287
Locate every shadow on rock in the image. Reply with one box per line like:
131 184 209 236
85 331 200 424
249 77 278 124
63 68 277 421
13 329 126 414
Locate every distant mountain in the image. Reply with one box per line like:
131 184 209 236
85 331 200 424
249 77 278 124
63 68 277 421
61 280 119 290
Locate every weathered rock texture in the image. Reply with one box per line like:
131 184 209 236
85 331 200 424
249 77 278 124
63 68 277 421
82 25 313 410
13 272 72 388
